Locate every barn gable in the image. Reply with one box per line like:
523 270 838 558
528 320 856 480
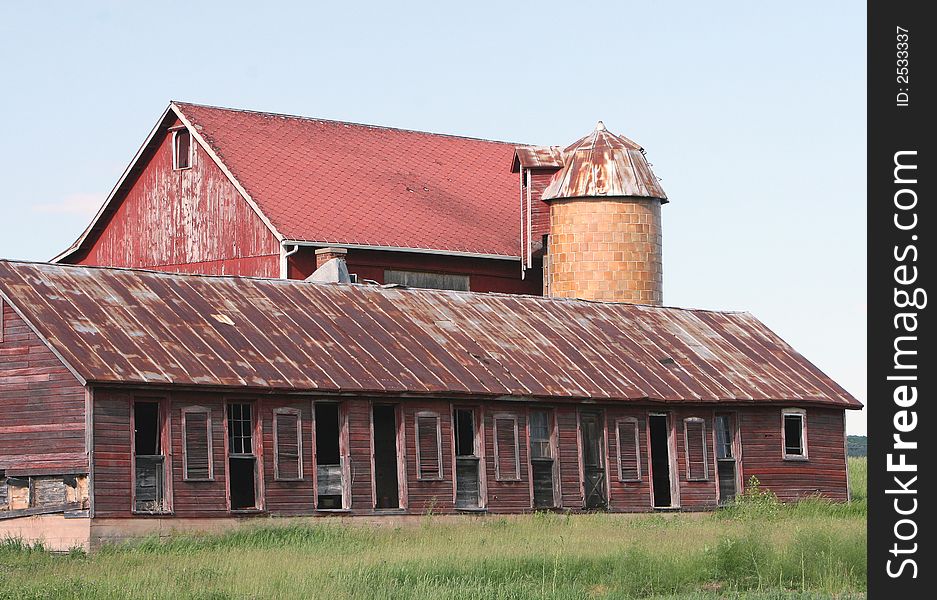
54 106 282 276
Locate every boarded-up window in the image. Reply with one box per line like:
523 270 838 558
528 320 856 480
684 418 708 481
274 409 303 480
494 415 520 481
616 418 641 481
384 270 470 291
415 413 442 480
182 407 212 481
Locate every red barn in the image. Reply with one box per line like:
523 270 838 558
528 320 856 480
0 103 860 549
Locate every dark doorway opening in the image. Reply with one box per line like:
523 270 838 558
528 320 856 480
649 414 672 508
580 410 607 509
715 414 738 505
227 403 258 510
133 401 166 512
454 408 480 508
315 403 344 509
372 405 400 509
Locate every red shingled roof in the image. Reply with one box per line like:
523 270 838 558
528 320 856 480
174 102 523 257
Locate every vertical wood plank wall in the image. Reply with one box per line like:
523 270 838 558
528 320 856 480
88 390 851 517
70 118 280 277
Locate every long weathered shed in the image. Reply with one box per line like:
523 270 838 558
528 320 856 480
0 260 858 548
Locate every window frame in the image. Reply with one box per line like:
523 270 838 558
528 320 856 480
171 128 193 171
414 411 444 481
493 414 521 482
528 409 553 461
224 399 263 512
683 417 710 482
130 396 172 514
615 417 642 482
273 407 304 481
781 408 809 461
181 405 214 482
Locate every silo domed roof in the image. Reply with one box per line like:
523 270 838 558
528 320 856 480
541 121 667 202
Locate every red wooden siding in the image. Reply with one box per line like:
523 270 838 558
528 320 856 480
738 407 848 501
262 400 313 515
87 391 850 517
71 119 280 277
287 247 542 295
346 399 374 509
605 407 652 512
403 403 453 512
556 406 581 508
484 405 530 512
0 301 86 476
528 169 555 242
671 408 718 509
91 389 133 516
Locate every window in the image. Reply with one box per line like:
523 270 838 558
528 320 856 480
182 406 213 481
415 412 443 480
227 402 259 510
384 270 470 291
274 408 303 481
683 418 709 481
172 129 192 170
714 415 733 459
493 415 520 481
782 409 808 459
529 411 551 460
133 399 170 513
616 418 641 481
529 409 556 508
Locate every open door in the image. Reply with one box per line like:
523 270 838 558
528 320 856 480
315 403 345 510
580 410 607 509
453 408 481 508
649 413 675 508
714 414 739 505
372 404 401 509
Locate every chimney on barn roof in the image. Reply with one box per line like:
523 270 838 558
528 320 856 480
306 247 353 284
543 122 667 305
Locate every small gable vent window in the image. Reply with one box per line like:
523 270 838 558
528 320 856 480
172 128 192 170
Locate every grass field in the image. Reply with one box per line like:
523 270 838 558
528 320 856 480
0 458 867 599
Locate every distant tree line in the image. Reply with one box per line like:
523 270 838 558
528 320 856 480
847 435 867 457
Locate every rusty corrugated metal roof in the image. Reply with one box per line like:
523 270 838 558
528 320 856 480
512 146 564 171
542 122 668 202
0 260 859 408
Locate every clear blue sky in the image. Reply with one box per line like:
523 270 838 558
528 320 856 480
0 1 867 433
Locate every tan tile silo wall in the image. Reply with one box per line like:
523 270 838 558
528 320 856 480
548 198 662 304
